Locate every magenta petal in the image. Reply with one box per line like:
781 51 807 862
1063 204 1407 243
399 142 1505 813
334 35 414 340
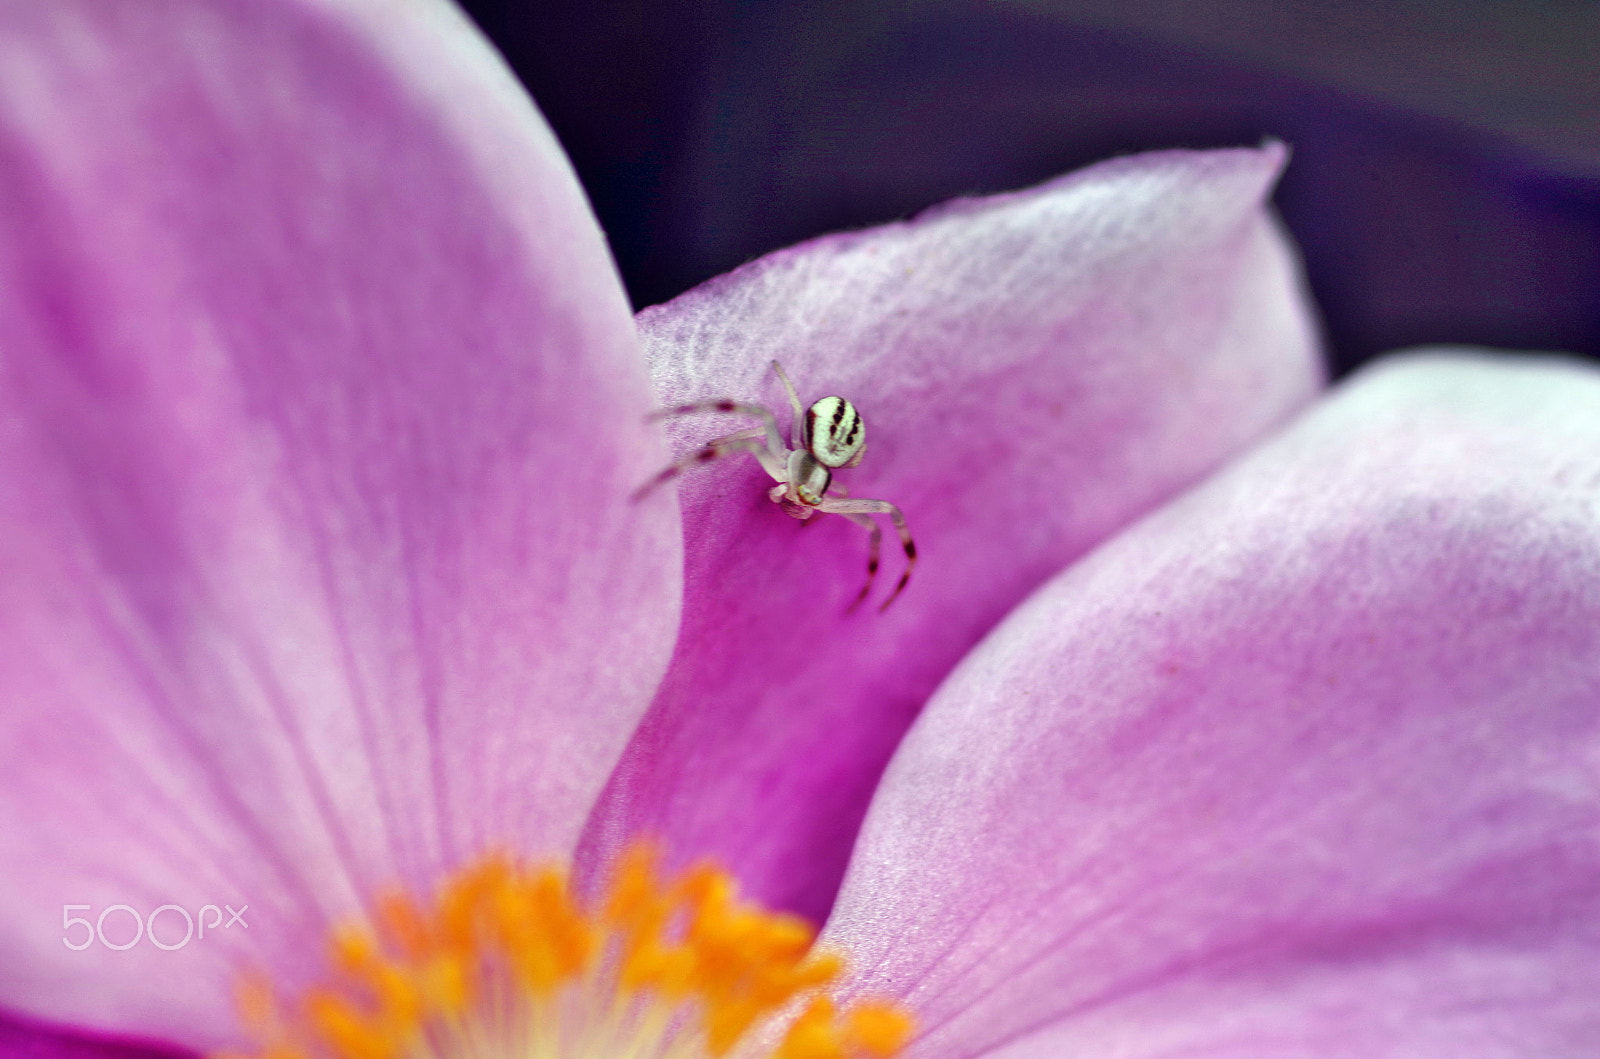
0 1014 193 1059
825 351 1600 1058
0 0 677 1047
583 145 1322 917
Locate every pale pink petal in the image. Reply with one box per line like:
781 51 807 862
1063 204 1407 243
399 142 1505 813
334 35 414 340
0 0 677 1047
584 145 1322 918
825 351 1600 1057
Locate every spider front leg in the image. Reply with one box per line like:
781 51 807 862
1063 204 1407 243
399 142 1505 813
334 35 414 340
814 496 916 611
631 432 785 501
771 361 807 449
650 398 788 460
634 397 791 501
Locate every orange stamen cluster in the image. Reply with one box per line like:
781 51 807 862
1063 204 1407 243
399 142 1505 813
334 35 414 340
225 843 913 1059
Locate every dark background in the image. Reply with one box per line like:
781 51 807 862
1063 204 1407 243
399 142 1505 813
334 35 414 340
455 0 1600 378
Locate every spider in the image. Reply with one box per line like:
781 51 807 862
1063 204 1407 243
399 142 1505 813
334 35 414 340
633 360 916 611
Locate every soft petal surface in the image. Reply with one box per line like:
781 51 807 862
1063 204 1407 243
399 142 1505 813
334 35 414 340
0 0 677 1047
0 1015 192 1059
582 145 1322 918
825 351 1600 1057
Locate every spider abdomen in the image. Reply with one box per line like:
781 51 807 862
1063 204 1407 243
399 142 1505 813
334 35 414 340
807 396 866 469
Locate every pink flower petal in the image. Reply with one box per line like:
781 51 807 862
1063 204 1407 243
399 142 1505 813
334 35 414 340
583 145 1322 918
0 0 677 1047
0 1015 192 1059
825 351 1600 1057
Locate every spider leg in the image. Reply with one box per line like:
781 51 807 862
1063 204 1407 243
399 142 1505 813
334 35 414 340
771 361 807 449
632 433 785 501
813 496 916 610
710 425 766 444
836 512 881 611
649 399 787 463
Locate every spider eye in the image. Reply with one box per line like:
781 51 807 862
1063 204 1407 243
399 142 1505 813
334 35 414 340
807 396 865 469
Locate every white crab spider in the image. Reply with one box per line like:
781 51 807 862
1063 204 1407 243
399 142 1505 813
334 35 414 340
634 360 916 610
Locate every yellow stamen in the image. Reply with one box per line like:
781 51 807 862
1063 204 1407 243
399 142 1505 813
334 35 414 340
228 841 913 1059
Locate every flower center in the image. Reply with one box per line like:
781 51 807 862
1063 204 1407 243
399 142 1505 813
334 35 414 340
226 843 912 1059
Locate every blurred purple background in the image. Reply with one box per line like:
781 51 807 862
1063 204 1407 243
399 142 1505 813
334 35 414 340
455 0 1600 378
